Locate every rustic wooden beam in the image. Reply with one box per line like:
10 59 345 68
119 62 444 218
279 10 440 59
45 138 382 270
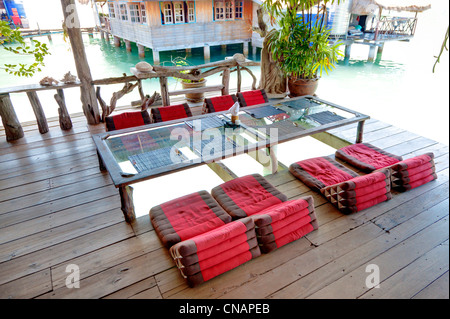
159 77 170 106
60 0 100 124
54 89 73 130
0 93 24 141
168 85 224 96
26 91 49 134
222 68 230 96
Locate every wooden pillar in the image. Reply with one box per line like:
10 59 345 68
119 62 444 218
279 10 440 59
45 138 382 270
114 36 121 47
222 68 230 96
204 44 210 61
47 34 53 42
243 41 249 57
26 91 49 134
252 45 257 56
105 32 110 41
138 44 145 58
344 44 352 60
60 0 100 124
368 45 377 62
0 94 24 141
124 40 131 52
221 44 227 54
100 30 105 40
152 49 160 64
159 76 169 106
377 43 385 59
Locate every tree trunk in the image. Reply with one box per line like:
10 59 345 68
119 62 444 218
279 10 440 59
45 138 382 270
60 0 100 124
254 8 287 96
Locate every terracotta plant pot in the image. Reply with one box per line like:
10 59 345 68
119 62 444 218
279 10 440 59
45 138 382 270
288 77 319 97
181 79 206 103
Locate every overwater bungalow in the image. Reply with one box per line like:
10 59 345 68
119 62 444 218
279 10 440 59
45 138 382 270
0 0 448 303
94 0 263 63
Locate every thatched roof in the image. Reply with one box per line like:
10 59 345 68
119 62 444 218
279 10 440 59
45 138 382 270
352 0 431 15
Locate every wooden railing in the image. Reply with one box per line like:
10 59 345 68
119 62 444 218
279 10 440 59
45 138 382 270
374 16 418 40
0 57 260 141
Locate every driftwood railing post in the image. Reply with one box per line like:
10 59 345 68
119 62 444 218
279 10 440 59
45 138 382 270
159 77 170 106
26 91 49 134
54 89 73 130
0 93 24 141
60 0 100 124
222 68 230 96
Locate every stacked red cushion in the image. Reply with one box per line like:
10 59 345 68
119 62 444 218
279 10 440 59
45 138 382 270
252 195 318 253
169 217 261 287
290 157 392 214
388 153 437 192
150 191 232 248
335 143 403 173
211 174 318 253
320 169 392 214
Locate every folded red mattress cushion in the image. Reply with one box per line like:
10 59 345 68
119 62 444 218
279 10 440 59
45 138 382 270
320 169 392 214
237 89 269 107
150 191 232 248
252 196 318 253
105 111 151 131
204 95 238 113
151 103 192 123
388 153 437 192
289 156 359 192
169 217 261 287
211 174 288 219
335 143 403 173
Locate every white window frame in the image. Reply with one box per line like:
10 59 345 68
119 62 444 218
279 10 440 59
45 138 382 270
129 3 141 23
108 2 116 19
119 3 129 21
235 0 243 19
140 3 147 24
187 1 195 23
163 2 173 25
214 0 225 21
173 2 185 24
225 0 234 20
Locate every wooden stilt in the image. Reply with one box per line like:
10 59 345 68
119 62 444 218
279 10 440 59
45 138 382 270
0 93 24 141
204 45 210 61
152 49 160 64
26 91 49 134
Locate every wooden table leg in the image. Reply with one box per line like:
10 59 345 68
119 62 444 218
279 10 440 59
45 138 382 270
268 145 278 174
356 120 365 143
119 185 136 223
97 150 107 172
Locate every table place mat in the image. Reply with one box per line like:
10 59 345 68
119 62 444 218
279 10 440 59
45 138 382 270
281 99 322 110
244 105 286 119
129 147 188 173
306 111 346 125
185 116 225 131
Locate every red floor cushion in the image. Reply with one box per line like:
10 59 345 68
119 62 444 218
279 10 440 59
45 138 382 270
289 156 359 192
150 191 232 248
204 95 238 113
211 174 288 219
335 143 403 173
169 217 261 287
237 89 269 107
388 153 437 192
105 111 151 131
151 103 192 123
211 174 318 253
253 195 318 253
320 169 392 214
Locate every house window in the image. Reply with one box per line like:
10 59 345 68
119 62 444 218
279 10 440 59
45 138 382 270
119 3 128 21
160 1 196 25
187 2 195 22
214 0 225 20
162 2 173 24
235 1 243 19
108 2 116 19
129 3 147 24
140 4 147 24
214 0 242 21
174 2 184 23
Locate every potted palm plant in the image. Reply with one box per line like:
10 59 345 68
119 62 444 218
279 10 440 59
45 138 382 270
262 0 342 96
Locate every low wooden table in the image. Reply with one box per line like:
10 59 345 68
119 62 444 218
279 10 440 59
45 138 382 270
93 95 369 222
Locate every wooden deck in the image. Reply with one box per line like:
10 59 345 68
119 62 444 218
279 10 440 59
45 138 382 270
0 108 448 300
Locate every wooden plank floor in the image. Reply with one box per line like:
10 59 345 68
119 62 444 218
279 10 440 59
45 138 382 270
0 111 448 299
